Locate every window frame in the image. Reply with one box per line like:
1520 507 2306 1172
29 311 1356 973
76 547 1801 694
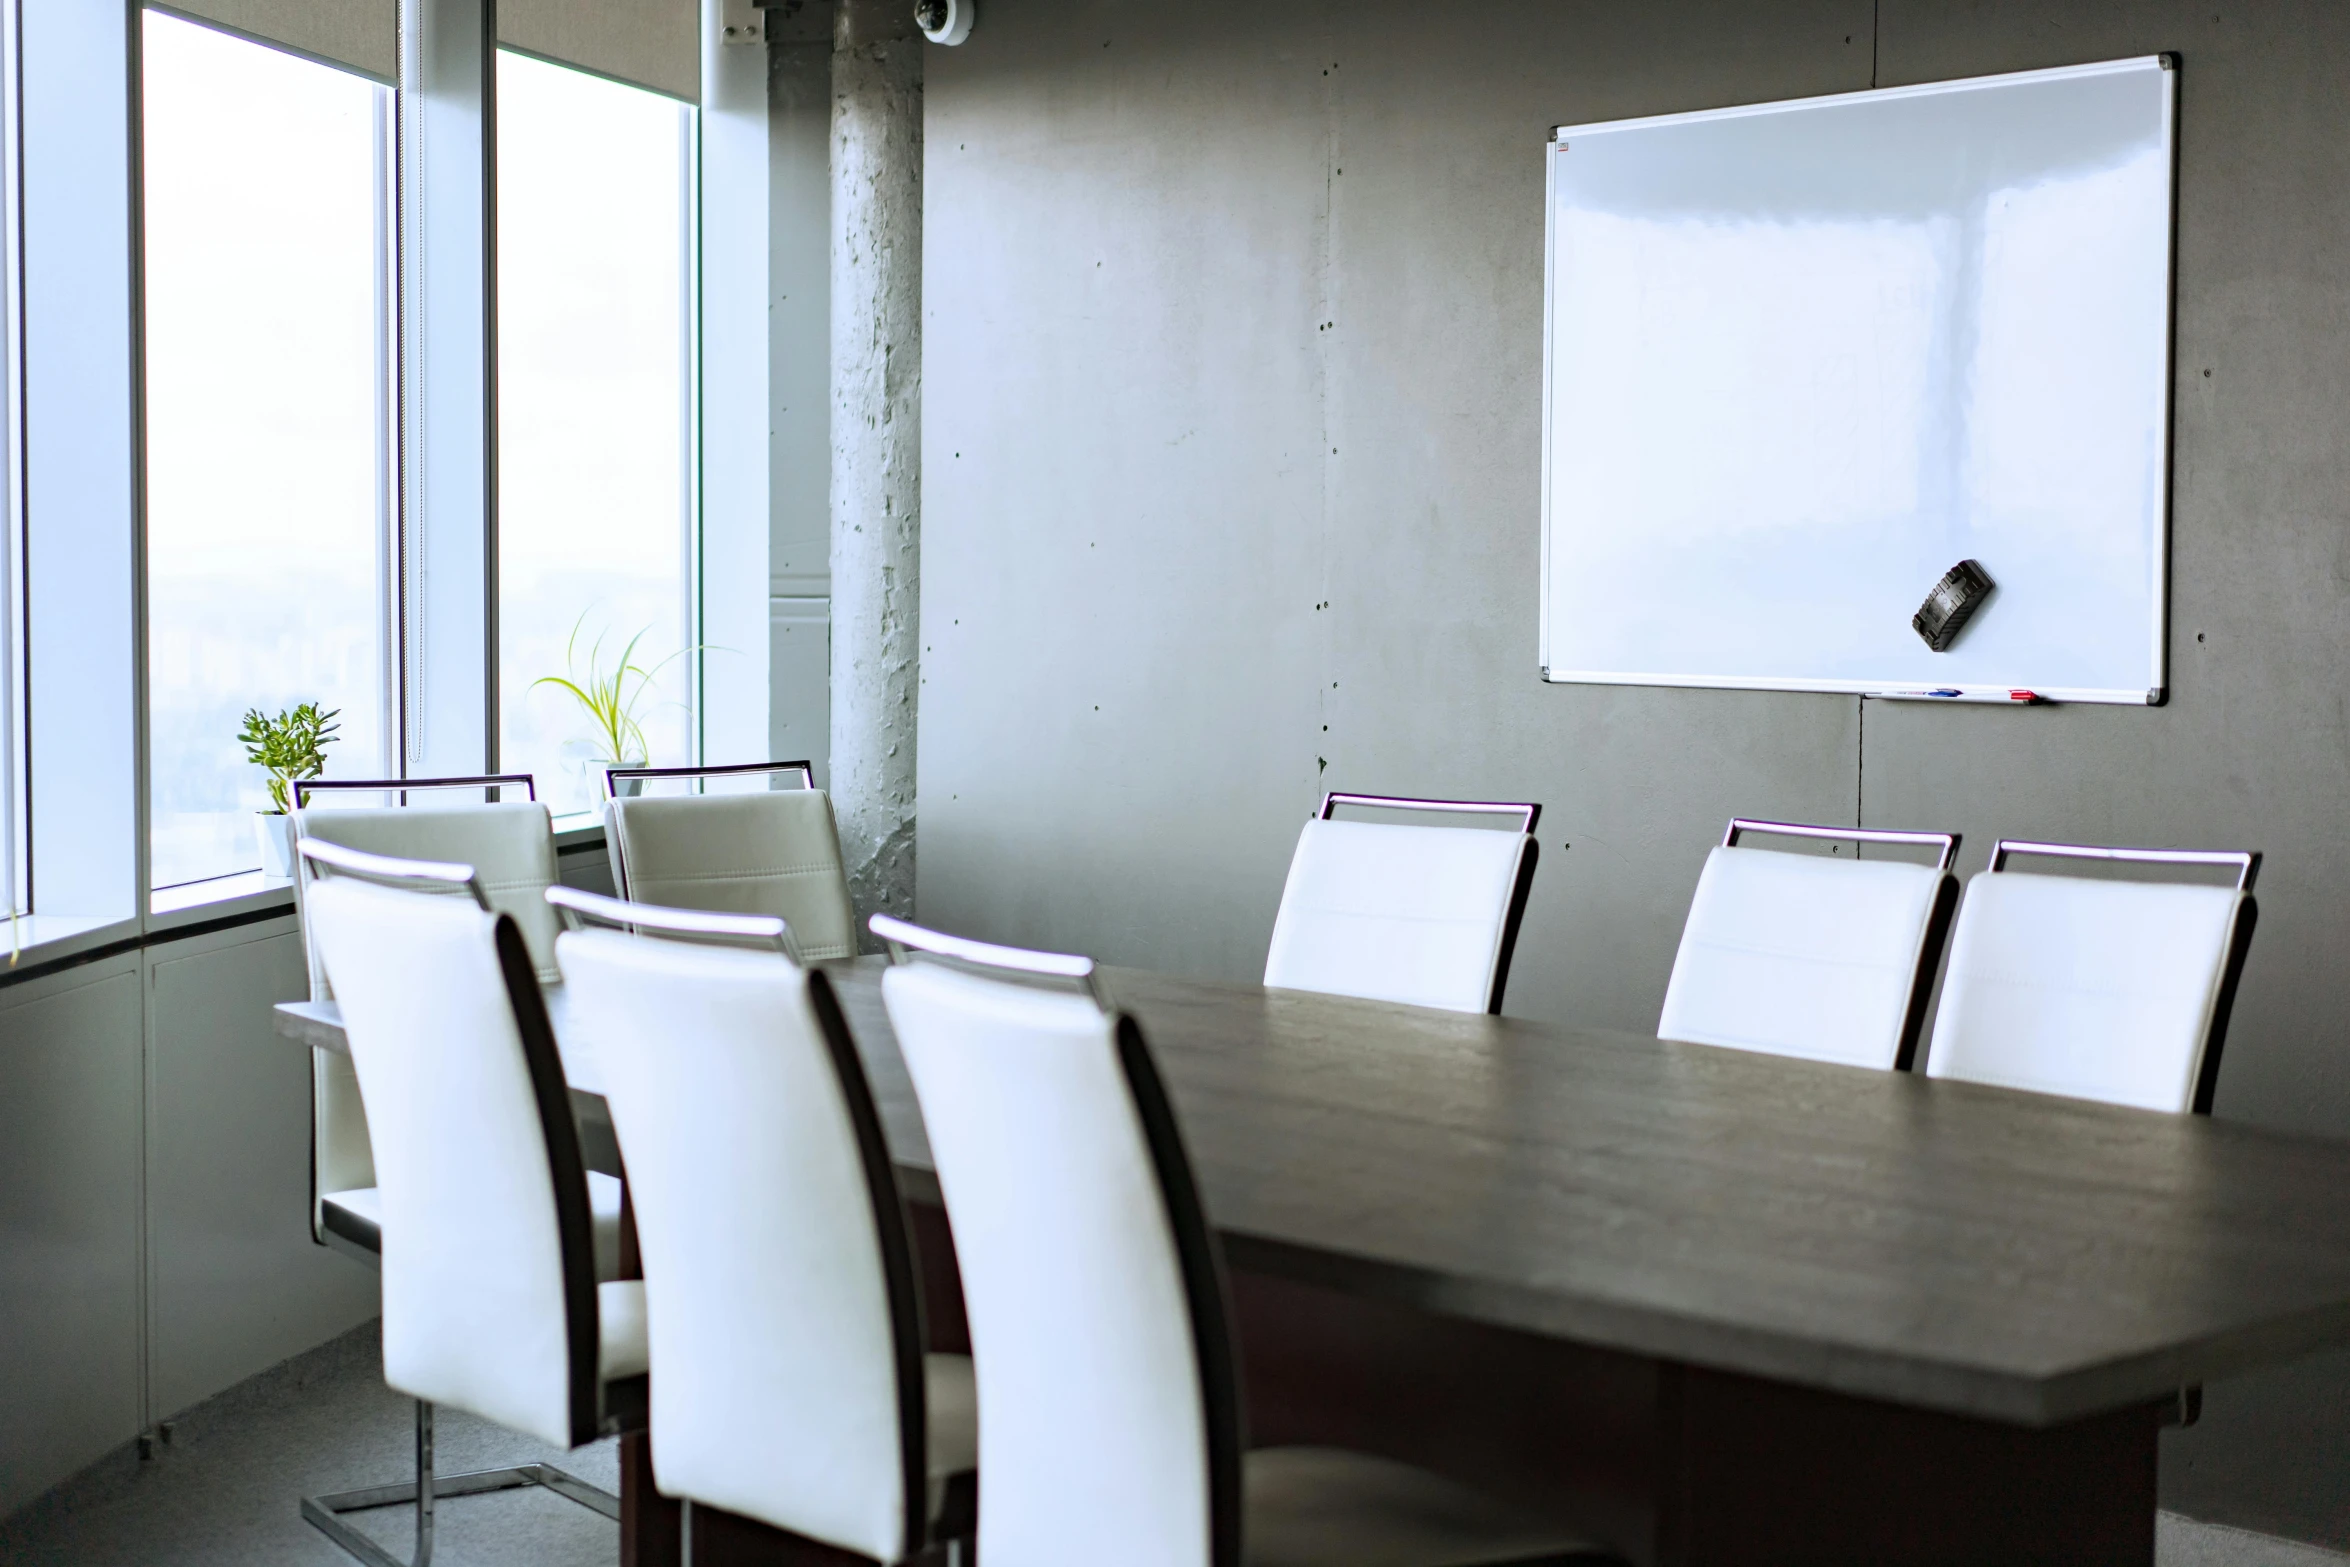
1 0 25 923
134 7 402 900
489 44 704 824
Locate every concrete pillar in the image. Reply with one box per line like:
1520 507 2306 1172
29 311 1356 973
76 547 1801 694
829 0 923 930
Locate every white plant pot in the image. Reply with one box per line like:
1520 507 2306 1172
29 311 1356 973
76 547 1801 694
561 740 647 807
254 812 296 879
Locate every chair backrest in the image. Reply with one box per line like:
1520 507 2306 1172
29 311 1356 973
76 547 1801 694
299 843 602 1449
555 907 926 1560
290 785 558 1248
291 780 559 992
1658 819 1960 1071
604 785 857 961
1262 792 1541 1014
877 914 1241 1567
1925 841 2261 1114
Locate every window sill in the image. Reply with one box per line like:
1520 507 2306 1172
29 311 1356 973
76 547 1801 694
2 911 132 970
150 870 294 921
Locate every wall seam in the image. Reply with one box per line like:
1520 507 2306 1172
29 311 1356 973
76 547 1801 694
1313 5 1338 791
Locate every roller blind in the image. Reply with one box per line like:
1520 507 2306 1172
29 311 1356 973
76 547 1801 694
156 0 398 83
498 0 700 103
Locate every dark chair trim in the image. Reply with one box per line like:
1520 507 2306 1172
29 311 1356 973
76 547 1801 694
320 1194 381 1257
493 915 605 1447
1488 838 1539 1015
807 967 934 1555
2194 897 2259 1116
1893 875 1961 1074
1116 1016 1245 1567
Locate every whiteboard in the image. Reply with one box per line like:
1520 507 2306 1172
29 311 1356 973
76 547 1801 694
1540 57 2177 705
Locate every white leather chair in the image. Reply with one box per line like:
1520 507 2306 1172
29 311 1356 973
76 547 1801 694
1658 818 1961 1071
1263 792 1541 1014
294 776 565 988
1925 840 2261 1114
551 887 977 1562
296 838 647 1567
288 775 622 1280
600 760 858 962
874 913 1623 1567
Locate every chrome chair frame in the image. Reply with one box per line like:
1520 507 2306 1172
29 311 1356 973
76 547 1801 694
1312 791 1543 1015
871 911 1111 1009
1723 817 1961 873
1989 838 2259 892
1712 818 1963 1072
547 882 803 962
600 758 815 799
1984 837 2261 1115
294 773 538 807
293 838 621 1567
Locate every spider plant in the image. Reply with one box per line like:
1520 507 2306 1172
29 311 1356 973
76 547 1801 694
532 617 695 766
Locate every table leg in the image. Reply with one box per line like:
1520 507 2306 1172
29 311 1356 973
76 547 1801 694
1227 1270 2160 1567
619 1433 681 1567
1654 1364 2158 1567
1230 1269 1660 1555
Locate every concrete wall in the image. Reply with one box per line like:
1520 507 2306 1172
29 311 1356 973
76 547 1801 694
917 0 2350 1545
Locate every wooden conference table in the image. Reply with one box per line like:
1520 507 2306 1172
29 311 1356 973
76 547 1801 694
278 958 2350 1567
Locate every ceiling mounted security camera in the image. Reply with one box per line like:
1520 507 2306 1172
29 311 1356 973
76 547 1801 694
916 0 974 45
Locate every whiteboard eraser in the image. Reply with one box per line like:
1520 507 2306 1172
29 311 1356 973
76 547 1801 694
1913 559 1996 652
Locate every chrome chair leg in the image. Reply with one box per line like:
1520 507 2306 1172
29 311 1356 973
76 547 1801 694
302 1400 621 1567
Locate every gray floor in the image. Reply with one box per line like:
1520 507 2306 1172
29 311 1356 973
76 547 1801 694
0 1324 619 1567
2 1321 2344 1566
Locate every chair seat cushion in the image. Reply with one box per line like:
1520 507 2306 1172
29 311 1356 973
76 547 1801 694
1243 1446 1620 1567
924 1352 977 1479
324 1170 628 1283
587 1171 624 1282
599 1280 649 1381
320 1186 383 1253
923 1352 979 1542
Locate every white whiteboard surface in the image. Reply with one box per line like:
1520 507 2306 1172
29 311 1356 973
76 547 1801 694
1540 57 2176 705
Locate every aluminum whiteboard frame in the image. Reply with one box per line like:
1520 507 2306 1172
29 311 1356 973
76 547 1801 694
1537 56 2178 707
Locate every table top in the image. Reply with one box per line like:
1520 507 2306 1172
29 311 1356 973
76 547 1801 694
277 956 2350 1428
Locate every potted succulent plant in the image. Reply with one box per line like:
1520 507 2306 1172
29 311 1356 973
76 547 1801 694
239 701 339 878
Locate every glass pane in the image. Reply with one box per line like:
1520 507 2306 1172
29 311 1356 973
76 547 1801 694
497 50 692 821
141 11 389 889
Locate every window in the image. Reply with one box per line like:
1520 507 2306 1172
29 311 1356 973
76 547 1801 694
0 6 19 927
496 49 695 820
139 11 392 890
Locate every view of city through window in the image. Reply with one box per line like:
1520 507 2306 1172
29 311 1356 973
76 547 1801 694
497 49 694 819
141 11 389 888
